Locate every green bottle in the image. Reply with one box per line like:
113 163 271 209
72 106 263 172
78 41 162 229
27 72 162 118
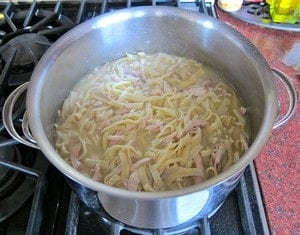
267 0 300 24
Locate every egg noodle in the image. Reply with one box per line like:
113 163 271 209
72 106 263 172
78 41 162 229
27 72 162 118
55 52 249 192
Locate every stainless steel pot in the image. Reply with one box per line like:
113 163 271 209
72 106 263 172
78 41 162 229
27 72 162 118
2 6 297 229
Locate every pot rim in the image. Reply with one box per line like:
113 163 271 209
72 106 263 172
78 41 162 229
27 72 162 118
27 6 277 199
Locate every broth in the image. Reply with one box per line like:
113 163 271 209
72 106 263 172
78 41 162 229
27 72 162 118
55 52 249 192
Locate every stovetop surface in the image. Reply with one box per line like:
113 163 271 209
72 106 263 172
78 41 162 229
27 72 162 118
0 1 269 234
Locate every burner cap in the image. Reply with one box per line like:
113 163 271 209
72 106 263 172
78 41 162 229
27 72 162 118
1 33 49 67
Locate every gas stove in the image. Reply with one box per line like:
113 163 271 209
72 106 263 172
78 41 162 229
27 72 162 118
0 1 269 234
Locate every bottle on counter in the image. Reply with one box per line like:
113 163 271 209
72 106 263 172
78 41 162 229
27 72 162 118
266 0 300 24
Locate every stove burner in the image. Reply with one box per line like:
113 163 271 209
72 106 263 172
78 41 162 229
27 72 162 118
68 191 211 235
0 146 48 223
0 1 75 45
0 1 75 93
0 137 22 200
1 33 49 67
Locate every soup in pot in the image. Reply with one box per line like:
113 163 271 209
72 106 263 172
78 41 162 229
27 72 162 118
55 52 249 192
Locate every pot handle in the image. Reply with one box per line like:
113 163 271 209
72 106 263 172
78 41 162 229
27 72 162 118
272 68 298 129
2 82 40 149
1 69 297 147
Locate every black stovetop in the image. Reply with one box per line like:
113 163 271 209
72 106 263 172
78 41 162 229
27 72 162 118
0 1 269 234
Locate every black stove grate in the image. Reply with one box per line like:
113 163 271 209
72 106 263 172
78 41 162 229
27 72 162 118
0 150 49 235
62 162 269 235
0 1 268 234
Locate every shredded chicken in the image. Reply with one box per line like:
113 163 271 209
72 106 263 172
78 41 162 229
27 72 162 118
69 143 82 169
183 119 208 134
92 163 102 181
161 132 177 147
188 86 207 96
108 134 125 146
130 157 152 171
145 119 163 131
98 119 111 130
194 155 207 183
213 143 227 170
126 170 141 191
108 135 125 141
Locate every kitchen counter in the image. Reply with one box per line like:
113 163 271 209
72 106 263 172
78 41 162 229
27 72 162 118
217 9 300 234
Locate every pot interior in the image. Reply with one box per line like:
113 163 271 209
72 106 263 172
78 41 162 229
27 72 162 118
28 6 277 192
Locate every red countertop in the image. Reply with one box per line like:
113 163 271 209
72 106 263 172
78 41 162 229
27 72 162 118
217 9 300 234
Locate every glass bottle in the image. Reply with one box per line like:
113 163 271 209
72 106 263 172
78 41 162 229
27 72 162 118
266 0 300 24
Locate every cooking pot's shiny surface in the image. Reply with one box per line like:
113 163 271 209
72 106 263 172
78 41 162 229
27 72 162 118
25 6 278 228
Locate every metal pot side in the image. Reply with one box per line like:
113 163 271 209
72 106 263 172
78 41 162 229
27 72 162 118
26 6 278 228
